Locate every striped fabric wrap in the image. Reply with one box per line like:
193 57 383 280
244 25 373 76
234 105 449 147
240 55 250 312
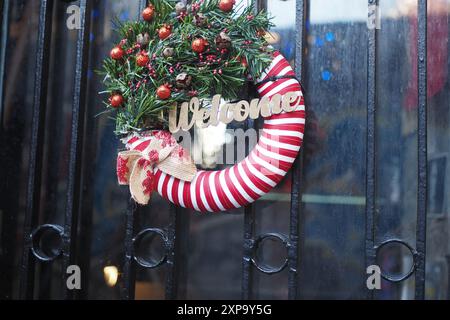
123 51 306 212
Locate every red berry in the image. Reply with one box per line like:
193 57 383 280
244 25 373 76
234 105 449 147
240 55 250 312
110 94 124 108
218 0 235 12
192 38 207 53
110 46 124 60
156 85 171 100
142 5 155 22
241 58 248 68
158 26 172 40
136 53 149 67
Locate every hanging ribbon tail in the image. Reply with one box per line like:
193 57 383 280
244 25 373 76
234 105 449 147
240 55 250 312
129 158 154 205
157 145 197 182
117 130 197 205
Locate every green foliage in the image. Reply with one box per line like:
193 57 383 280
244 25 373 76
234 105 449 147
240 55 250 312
100 0 274 135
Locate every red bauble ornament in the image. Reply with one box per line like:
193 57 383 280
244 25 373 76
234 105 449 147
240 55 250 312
110 46 124 60
136 53 149 67
110 94 124 108
156 85 171 100
192 38 207 53
142 5 155 22
158 26 172 40
218 0 235 12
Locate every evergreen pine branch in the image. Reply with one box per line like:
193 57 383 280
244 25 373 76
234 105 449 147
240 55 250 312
100 0 274 135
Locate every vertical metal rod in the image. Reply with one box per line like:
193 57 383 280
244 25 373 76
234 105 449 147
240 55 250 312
288 0 306 300
242 117 257 300
365 0 378 300
121 0 148 300
242 195 255 300
415 0 428 300
165 204 179 299
0 0 9 123
0 0 10 300
19 0 53 300
76 0 104 299
121 199 138 300
241 98 256 296
446 255 450 300
241 0 265 301
62 0 92 300
164 0 191 300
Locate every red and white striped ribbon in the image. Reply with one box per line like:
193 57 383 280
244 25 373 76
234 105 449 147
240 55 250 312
125 51 305 212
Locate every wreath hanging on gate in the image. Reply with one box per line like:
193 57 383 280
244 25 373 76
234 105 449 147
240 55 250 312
100 0 306 211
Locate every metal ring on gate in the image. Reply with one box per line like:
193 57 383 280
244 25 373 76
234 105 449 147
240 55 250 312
132 228 168 268
375 239 418 282
30 224 64 262
251 233 289 274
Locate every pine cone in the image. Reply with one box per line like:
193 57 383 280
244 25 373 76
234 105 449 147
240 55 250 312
215 32 232 50
175 2 187 15
163 47 174 58
136 33 150 47
193 13 207 27
175 73 192 89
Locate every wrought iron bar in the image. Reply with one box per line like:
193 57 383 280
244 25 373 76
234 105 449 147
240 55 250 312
121 199 139 300
288 0 307 300
365 0 378 300
415 0 428 300
62 0 92 300
0 0 9 124
241 0 264 301
19 0 53 300
242 181 256 299
121 0 149 300
165 204 179 299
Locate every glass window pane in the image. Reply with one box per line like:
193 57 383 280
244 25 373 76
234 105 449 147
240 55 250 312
299 0 368 299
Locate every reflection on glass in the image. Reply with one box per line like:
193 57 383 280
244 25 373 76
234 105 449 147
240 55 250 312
424 0 450 301
300 0 368 299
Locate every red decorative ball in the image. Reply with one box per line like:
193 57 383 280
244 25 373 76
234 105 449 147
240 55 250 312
110 94 124 108
192 38 207 53
110 46 124 60
136 53 149 67
142 5 155 22
158 25 172 40
156 85 171 100
218 0 235 12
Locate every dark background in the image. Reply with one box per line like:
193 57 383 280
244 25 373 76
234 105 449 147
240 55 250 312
0 0 449 300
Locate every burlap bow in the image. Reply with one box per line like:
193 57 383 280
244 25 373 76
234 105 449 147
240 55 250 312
117 131 197 205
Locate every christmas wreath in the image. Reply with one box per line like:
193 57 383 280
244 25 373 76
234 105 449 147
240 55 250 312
101 0 274 134
101 0 306 211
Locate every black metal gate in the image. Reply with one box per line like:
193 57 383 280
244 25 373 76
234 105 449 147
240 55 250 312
1 0 447 300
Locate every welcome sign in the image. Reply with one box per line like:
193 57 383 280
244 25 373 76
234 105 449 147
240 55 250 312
168 92 303 133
